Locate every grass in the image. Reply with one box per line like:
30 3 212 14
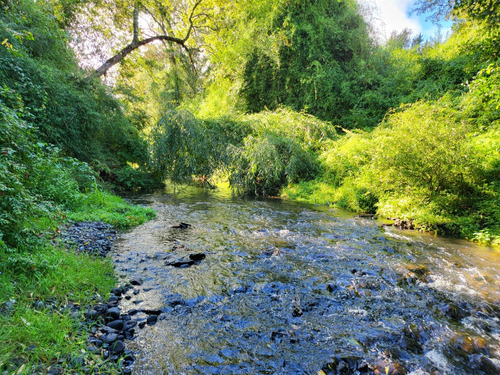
0 190 155 374
283 179 500 248
282 180 337 206
68 189 156 229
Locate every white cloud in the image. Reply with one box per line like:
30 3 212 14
358 0 422 42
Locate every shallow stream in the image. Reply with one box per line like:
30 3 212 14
113 188 500 374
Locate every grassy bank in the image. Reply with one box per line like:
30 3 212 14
1 102 155 373
281 94 500 247
0 190 155 374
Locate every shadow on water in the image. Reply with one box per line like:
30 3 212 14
115 186 500 375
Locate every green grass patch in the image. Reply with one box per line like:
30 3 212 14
0 189 155 374
0 246 117 374
68 189 156 229
283 180 337 206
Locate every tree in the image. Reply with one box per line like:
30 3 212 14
95 0 202 77
70 0 225 77
412 0 500 26
240 0 373 126
412 0 499 58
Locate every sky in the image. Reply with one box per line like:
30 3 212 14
358 0 454 42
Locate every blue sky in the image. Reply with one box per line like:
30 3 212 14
358 0 454 42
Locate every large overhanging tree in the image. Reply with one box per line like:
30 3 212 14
70 0 227 77
94 0 202 76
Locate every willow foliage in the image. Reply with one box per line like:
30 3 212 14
149 110 227 183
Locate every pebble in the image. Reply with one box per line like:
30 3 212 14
60 221 116 257
106 307 121 320
103 333 118 343
110 340 125 354
147 315 158 325
107 320 124 330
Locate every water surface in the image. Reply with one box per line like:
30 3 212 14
113 187 500 374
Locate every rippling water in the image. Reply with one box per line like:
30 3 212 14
113 187 500 375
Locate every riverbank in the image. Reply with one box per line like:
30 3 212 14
283 180 500 249
0 190 155 374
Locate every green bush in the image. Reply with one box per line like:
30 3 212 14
114 165 164 191
0 100 98 249
149 110 227 184
229 133 319 196
371 100 481 203
311 93 499 243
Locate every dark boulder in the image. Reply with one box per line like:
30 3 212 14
167 253 206 268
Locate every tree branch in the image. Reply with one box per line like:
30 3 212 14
94 35 186 77
93 0 204 77
183 0 203 43
132 1 140 43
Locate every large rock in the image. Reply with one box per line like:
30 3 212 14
166 253 206 268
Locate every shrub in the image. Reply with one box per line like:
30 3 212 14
0 100 98 249
371 100 482 207
228 133 319 196
149 110 227 184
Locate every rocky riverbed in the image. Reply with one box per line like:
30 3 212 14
110 191 500 375
30 221 166 375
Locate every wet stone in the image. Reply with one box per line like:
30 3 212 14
130 278 143 286
372 360 406 375
440 302 469 321
110 340 125 354
167 253 206 268
108 296 119 303
101 326 117 334
106 319 124 330
106 307 121 320
102 333 118 344
124 321 137 330
472 355 500 374
85 309 99 320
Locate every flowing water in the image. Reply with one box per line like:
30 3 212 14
113 187 500 375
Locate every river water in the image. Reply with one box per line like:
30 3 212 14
113 187 500 375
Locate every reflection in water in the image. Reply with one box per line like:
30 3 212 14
113 187 500 375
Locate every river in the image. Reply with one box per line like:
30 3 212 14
113 187 500 375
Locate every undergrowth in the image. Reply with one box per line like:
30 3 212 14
0 101 156 374
283 65 500 246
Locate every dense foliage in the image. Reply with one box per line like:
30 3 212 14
0 0 152 181
285 63 500 245
241 0 381 128
1 1 158 372
1 0 500 370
